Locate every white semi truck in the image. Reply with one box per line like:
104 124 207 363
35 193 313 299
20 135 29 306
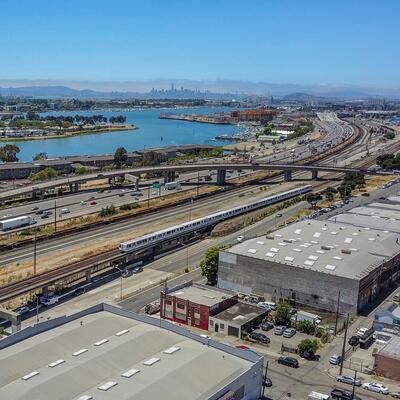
0 215 36 231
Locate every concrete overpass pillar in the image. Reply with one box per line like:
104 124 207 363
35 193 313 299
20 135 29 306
85 270 91 283
217 169 226 185
163 171 176 184
135 178 139 191
283 170 292 182
312 170 318 180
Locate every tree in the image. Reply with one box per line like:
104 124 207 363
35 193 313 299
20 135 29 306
298 339 319 356
324 186 337 203
338 184 352 199
0 144 20 162
33 152 48 161
274 302 292 326
305 193 322 209
200 245 226 285
114 147 128 168
29 167 58 181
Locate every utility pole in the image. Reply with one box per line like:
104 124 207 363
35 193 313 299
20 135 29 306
147 186 150 209
351 370 357 398
334 290 340 336
33 227 37 275
196 171 200 197
339 313 350 375
54 199 57 232
261 360 269 398
186 198 193 269
35 295 39 324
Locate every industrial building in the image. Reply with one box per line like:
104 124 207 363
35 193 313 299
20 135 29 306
374 303 400 332
209 302 268 338
160 281 238 330
0 303 264 400
218 218 400 315
373 336 400 380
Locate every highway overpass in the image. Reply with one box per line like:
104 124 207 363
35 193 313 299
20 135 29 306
0 162 388 201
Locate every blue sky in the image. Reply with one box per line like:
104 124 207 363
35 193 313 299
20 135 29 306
1 0 399 86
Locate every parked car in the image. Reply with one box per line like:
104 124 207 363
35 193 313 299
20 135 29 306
277 356 299 368
249 332 270 344
331 388 361 400
300 351 320 361
274 325 287 335
357 327 369 337
263 377 272 387
348 336 360 346
362 382 389 394
336 375 362 386
330 355 342 365
132 266 143 274
283 328 296 338
15 305 30 315
260 322 274 331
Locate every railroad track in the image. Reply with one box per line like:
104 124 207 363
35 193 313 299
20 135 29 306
0 120 371 303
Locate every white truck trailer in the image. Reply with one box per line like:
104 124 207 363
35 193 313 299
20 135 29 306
0 215 35 231
164 181 181 190
293 310 322 325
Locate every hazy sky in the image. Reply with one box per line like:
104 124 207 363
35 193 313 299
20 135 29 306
1 0 399 86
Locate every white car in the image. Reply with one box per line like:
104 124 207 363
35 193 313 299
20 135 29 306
362 382 389 394
237 235 244 242
356 327 369 336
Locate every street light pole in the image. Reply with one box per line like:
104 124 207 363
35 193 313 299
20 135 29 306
261 360 269 398
186 198 193 269
197 171 200 196
147 186 150 209
54 199 57 232
35 295 39 324
33 227 37 276
339 313 350 375
351 370 357 398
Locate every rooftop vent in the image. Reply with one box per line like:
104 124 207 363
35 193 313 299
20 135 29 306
21 371 39 381
143 357 160 366
48 359 65 368
316 250 325 254
73 349 88 357
325 264 336 271
270 247 279 252
163 346 181 355
265 252 276 258
115 329 129 336
94 339 109 346
321 245 332 251
98 381 118 391
341 249 351 254
313 232 321 238
333 256 343 261
256 241 265 245
265 235 274 240
309 255 319 261
247 248 257 254
77 396 93 400
293 248 302 252
278 242 287 246
304 260 315 266
121 369 140 378
285 256 294 262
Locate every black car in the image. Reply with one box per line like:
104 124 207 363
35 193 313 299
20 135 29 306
73 287 86 296
260 322 274 331
277 356 299 368
249 332 270 344
348 335 360 346
263 377 272 387
299 350 320 361
331 388 362 400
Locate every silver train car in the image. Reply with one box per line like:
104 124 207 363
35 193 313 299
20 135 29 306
119 185 312 253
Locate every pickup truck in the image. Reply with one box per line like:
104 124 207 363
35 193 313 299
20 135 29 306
39 295 59 306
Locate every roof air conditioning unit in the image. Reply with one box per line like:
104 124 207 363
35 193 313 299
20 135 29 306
341 249 351 254
321 245 331 251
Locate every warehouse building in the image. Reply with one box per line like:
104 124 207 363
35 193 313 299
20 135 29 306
373 336 400 380
160 281 238 330
0 303 263 400
218 219 400 315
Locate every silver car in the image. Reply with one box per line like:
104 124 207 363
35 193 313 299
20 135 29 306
336 375 362 386
283 328 296 338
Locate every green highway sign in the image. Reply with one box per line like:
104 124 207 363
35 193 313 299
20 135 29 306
152 182 161 189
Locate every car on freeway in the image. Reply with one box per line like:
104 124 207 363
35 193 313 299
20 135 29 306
274 325 287 335
390 392 400 399
348 336 360 346
276 213 283 217
60 208 70 215
277 356 299 368
98 189 105 193
88 196 96 201
362 382 389 394
132 266 143 274
31 206 39 211
15 305 30 315
80 201 87 205
35 209 44 215
73 287 86 296
106 190 111 193
249 332 270 344
379 196 387 200
336 375 362 386
283 327 296 338
119 193 125 197
330 355 342 365
236 235 244 242
121 270 132 278
152 191 157 195
90 201 97 205
41 214 50 219
260 322 274 331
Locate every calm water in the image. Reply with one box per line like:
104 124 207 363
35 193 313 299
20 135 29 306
5 107 241 161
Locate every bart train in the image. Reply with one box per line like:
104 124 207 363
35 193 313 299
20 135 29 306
119 185 312 253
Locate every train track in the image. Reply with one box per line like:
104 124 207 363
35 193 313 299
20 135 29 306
0 120 371 303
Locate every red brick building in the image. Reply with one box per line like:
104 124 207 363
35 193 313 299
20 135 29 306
160 282 238 331
373 336 400 380
230 109 277 124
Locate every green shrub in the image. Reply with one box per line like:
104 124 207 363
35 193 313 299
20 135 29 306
120 203 140 211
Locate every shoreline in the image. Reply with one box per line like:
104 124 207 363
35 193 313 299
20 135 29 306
0 125 137 142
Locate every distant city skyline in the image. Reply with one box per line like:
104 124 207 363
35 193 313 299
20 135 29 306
1 0 399 87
